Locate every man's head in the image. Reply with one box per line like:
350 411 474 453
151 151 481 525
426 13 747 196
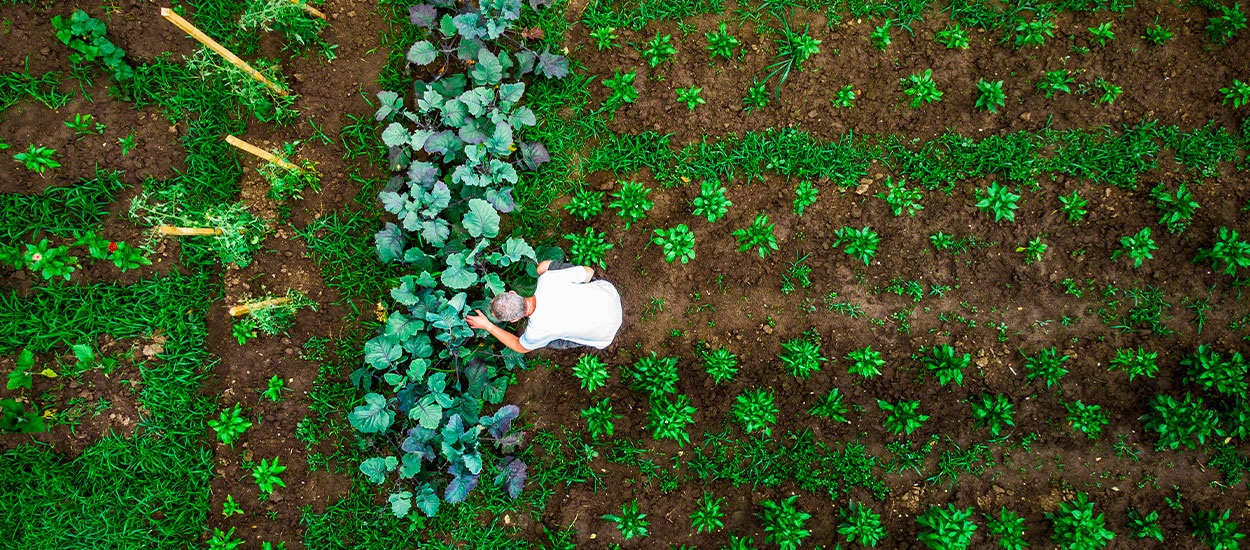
490 291 528 322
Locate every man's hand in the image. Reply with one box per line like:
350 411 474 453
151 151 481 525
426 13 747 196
466 309 494 330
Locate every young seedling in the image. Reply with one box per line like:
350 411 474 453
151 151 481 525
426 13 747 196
846 345 884 378
975 182 1020 222
233 318 258 345
879 399 928 435
640 33 676 67
1024 347 1070 388
222 494 244 517
1064 399 1108 439
1191 509 1244 549
1220 79 1250 108
13 145 60 175
975 79 1006 112
1017 234 1047 264
581 397 619 439
733 213 778 258
875 177 923 216
733 388 778 435
781 253 812 294
20 239 77 281
870 20 892 50
1194 227 1250 281
809 388 850 421
64 113 105 136
692 180 731 222
1015 18 1055 47
564 190 604 220
572 355 609 393
1037 69 1074 98
1046 493 1114 549
208 403 252 445
986 508 1028 550
1205 3 1247 45
935 23 970 48
1112 227 1157 267
902 69 942 107
628 352 678 398
691 492 725 533
1088 22 1115 46
832 226 880 265
924 345 969 386
1143 17 1174 44
609 180 653 228
839 501 887 547
705 22 740 60
676 87 705 110
652 224 696 263
648 394 696 445
590 26 619 50
602 69 639 107
1059 190 1088 221
261 375 287 402
743 79 769 112
1109 347 1159 381
793 180 818 215
971 393 1015 436
699 344 739 383
1093 78 1122 105
832 84 856 108
1143 392 1217 450
1126 507 1163 541
564 227 613 268
765 11 821 95
917 503 977 550
759 495 811 550
251 457 286 494
780 336 824 379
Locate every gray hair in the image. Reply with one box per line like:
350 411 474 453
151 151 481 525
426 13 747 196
490 293 527 322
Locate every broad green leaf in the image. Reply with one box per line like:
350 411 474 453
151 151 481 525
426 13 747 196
409 129 433 150
375 223 406 263
348 393 395 434
420 219 451 246
418 89 444 112
365 336 403 369
444 470 479 503
386 313 423 341
463 199 500 238
425 130 461 156
504 237 536 263
498 82 525 104
458 118 489 144
388 491 413 518
374 90 403 121
482 273 506 295
509 106 537 128
415 484 440 517
452 12 484 39
405 357 430 382
440 99 468 127
379 191 407 214
484 122 513 156
440 252 478 289
16 349 33 370
494 456 527 498
406 41 438 65
484 187 515 213
462 451 483 475
359 455 398 484
381 123 409 147
412 393 444 430
7 369 32 390
536 48 569 79
73 344 94 363
438 13 456 37
400 452 423 478
470 49 503 85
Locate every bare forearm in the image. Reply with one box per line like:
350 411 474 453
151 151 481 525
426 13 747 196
484 324 530 353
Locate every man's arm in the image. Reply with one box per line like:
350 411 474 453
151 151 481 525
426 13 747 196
466 309 531 353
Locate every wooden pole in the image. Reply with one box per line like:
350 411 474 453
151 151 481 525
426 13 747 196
293 0 327 19
159 7 290 96
229 297 291 317
158 225 223 236
225 135 301 172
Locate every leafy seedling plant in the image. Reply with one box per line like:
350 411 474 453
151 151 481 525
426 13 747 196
640 33 676 67
676 87 705 110
976 79 1006 112
733 388 778 435
871 21 892 50
832 84 855 107
971 393 1015 436
261 375 287 402
763 9 821 97
1205 3 1247 44
1088 22 1115 46
691 492 725 533
572 354 609 392
1046 493 1114 549
699 344 739 383
924 345 969 386
975 182 1020 222
209 403 252 445
1017 234 1047 264
13 145 60 175
1060 191 1088 221
810 388 850 421
260 142 321 202
1015 18 1055 47
1112 228 1157 267
609 180 653 228
564 190 603 219
875 177 923 215
918 504 977 550
986 508 1028 549
839 501 887 547
1109 347 1159 381
1150 183 1199 233
733 213 778 258
743 79 769 112
1191 509 1245 549
759 495 811 550
832 226 880 265
780 336 824 379
252 457 287 495
1126 507 1163 541
116 131 135 154
652 224 695 263
1025 347 1070 388
64 113 105 137
846 345 884 378
1143 21 1175 44
1093 78 1122 105
581 398 619 439
649 394 696 445
936 23 970 48
1221 79 1250 108
564 227 613 268
793 180 818 215
1037 69 1075 98
879 399 928 435
692 180 731 221
602 70 638 108
705 22 740 60
590 26 618 49
902 69 942 107
1065 399 1109 439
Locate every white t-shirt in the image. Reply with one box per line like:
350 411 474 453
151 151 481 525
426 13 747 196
518 267 622 350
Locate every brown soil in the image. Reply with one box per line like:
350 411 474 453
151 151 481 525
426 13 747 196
507 2 1250 548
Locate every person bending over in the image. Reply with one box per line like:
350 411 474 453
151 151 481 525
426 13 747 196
466 260 622 353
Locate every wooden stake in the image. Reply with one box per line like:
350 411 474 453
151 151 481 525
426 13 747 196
225 135 301 171
160 7 290 96
158 225 223 236
229 297 291 317
293 0 327 19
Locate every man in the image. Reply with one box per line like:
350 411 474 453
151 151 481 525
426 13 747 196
465 260 622 353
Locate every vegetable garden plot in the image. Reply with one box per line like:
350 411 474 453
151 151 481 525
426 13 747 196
2 0 1250 548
